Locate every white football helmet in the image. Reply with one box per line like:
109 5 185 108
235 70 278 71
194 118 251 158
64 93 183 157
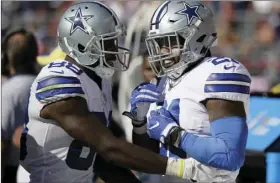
57 1 130 78
146 1 217 80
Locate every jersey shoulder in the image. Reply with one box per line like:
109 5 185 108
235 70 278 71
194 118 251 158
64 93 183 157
201 56 251 102
203 56 251 76
35 59 86 105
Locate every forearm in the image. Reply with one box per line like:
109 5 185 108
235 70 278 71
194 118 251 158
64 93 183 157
94 154 142 183
107 137 166 174
178 117 248 171
132 124 159 153
62 115 167 174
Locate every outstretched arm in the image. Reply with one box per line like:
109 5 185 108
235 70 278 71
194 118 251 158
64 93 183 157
41 97 167 174
94 154 142 183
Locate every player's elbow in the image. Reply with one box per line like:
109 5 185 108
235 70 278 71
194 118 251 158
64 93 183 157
212 150 245 171
227 150 245 171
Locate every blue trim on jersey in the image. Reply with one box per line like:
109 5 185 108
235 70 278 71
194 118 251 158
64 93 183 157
207 73 251 83
168 99 180 122
37 76 81 90
205 84 250 94
36 87 85 101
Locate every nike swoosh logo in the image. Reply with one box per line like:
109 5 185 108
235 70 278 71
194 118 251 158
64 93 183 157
50 70 64 74
224 65 236 70
148 121 160 130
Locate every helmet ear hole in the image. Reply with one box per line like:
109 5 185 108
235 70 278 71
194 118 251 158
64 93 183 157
196 34 207 43
200 46 208 55
78 44 86 53
178 35 185 46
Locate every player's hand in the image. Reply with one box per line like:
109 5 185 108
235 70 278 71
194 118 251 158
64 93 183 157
123 82 160 126
147 109 179 144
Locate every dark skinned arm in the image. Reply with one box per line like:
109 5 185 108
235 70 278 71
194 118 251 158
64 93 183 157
94 154 141 183
203 99 246 121
40 97 167 174
132 122 159 153
93 124 141 183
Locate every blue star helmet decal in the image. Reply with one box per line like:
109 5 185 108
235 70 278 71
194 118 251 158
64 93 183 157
65 8 94 35
176 2 203 25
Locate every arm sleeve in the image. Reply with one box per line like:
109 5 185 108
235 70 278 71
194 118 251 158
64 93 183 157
179 116 248 171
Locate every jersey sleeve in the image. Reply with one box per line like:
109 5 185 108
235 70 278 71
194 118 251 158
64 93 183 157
204 57 252 102
35 60 86 105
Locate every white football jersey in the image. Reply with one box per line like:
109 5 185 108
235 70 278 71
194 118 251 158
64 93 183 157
20 60 112 183
151 57 251 182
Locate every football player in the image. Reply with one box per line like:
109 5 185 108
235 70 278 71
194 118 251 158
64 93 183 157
20 1 192 183
124 1 251 182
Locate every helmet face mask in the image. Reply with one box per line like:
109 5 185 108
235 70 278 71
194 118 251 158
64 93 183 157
99 31 130 71
57 2 130 78
146 26 196 77
146 1 217 79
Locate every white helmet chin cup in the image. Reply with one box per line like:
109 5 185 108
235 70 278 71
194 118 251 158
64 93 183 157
84 65 115 79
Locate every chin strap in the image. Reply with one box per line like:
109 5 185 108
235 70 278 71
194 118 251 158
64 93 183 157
83 65 115 79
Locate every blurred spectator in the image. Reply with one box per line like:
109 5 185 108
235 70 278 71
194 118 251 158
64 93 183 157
37 46 66 66
271 83 280 94
1 28 38 183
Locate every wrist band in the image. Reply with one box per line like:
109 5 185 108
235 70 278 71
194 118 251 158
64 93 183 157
133 123 147 134
165 158 194 180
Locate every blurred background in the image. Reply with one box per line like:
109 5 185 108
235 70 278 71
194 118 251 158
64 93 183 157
1 1 280 183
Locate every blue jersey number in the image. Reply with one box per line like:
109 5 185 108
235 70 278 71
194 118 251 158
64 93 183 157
210 57 239 66
65 140 95 170
48 61 83 75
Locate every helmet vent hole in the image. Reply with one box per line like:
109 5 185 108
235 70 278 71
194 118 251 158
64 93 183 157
78 44 86 53
196 34 207 43
169 19 177 23
85 6 88 9
71 9 74 12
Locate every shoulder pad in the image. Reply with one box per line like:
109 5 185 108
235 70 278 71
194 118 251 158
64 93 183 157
35 60 86 104
203 57 251 102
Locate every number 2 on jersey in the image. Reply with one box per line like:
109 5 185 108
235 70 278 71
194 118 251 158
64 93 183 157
210 57 239 66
